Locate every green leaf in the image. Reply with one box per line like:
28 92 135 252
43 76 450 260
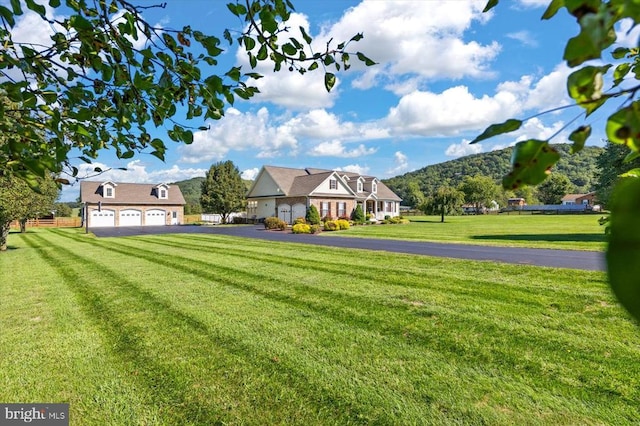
10 0 22 15
356 52 376 66
483 0 499 12
350 33 364 42
620 168 640 178
568 125 591 154
25 0 45 16
606 101 640 152
308 61 319 71
613 62 631 86
324 72 336 92
257 44 268 61
0 6 16 26
243 36 255 50
563 14 616 67
300 26 312 44
607 177 640 322
259 8 278 34
49 0 61 6
567 65 611 115
541 0 564 20
282 42 297 56
612 47 630 60
502 140 561 190
471 119 522 144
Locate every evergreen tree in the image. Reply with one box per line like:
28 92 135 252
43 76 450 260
306 205 321 225
351 204 365 224
200 161 246 224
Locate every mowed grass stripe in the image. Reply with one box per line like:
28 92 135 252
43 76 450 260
52 229 637 377
37 230 452 423
0 234 166 424
51 229 640 420
6 228 640 425
51 229 615 363
30 230 424 424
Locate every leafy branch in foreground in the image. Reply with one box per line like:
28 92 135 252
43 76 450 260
480 0 640 323
0 0 375 187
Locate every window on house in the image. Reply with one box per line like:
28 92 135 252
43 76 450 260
329 179 338 190
372 182 377 193
321 202 330 218
337 202 346 218
160 189 167 199
105 187 113 197
357 181 363 192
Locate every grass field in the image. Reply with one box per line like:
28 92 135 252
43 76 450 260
1 227 638 425
331 214 607 251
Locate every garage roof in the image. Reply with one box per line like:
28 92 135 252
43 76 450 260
80 181 186 205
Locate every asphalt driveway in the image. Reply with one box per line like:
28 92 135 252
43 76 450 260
90 224 605 271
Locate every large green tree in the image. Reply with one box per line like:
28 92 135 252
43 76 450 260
0 174 58 250
0 0 373 187
458 175 501 214
595 141 640 208
420 186 464 223
478 0 640 321
200 160 245 224
537 173 575 205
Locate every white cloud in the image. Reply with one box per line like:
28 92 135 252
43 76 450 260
616 18 640 48
512 117 566 142
445 140 483 157
386 151 409 175
309 140 377 157
241 168 260 181
385 85 520 137
381 64 571 139
323 0 500 88
178 107 297 163
336 164 370 175
506 30 538 47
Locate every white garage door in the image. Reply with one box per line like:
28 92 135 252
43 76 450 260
119 209 141 226
91 209 115 227
278 204 291 223
145 209 166 226
292 203 306 222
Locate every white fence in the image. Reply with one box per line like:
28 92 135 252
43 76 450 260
200 212 245 224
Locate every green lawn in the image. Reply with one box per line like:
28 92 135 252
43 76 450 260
1 228 637 425
330 214 607 251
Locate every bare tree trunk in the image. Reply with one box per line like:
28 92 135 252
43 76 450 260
0 220 10 251
19 218 27 233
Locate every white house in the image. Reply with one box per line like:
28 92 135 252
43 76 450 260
246 166 402 223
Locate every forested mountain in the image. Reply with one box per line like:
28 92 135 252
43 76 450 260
383 144 603 206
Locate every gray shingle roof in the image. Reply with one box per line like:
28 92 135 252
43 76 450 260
80 181 186 205
256 166 402 201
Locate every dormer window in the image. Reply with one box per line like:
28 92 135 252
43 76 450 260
155 184 169 199
372 181 377 193
102 181 117 198
357 180 363 192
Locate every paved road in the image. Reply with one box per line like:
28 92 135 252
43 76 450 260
90 224 605 271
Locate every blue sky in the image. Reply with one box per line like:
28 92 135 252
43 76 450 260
7 1 638 201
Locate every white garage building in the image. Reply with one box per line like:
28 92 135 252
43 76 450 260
80 181 186 228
